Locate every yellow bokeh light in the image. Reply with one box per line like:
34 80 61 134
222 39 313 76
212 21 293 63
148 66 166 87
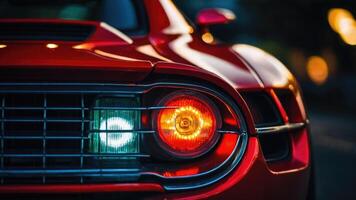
340 30 356 45
328 8 353 32
306 56 329 85
0 44 7 49
328 8 356 45
46 43 58 49
202 32 214 44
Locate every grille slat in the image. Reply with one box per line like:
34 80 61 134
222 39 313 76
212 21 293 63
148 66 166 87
1 96 4 184
0 168 140 175
3 119 91 123
42 94 47 183
2 136 89 140
80 94 85 183
1 154 150 158
4 107 90 111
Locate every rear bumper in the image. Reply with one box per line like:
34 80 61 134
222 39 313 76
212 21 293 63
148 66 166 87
0 137 311 200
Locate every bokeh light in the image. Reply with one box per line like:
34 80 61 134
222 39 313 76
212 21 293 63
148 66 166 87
328 8 356 45
201 32 214 43
306 56 329 85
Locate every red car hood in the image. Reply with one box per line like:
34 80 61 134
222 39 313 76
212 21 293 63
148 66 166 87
0 19 154 83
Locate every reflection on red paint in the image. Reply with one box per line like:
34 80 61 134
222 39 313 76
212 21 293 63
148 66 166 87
196 8 236 26
158 133 238 177
141 112 149 127
163 167 200 177
269 89 289 123
46 43 58 49
224 117 239 128
216 134 238 156
72 43 96 50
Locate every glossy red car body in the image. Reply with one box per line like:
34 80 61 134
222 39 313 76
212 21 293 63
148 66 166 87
0 0 311 199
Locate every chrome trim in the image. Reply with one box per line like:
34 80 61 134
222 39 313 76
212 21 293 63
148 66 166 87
256 122 306 135
217 130 243 135
88 130 155 134
0 95 4 185
92 106 178 110
1 153 150 158
0 168 140 175
3 107 90 111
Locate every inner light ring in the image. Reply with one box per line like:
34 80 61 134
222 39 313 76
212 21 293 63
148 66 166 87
171 106 204 139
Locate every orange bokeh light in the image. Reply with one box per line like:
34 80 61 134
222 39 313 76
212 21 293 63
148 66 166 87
202 32 214 44
306 56 329 85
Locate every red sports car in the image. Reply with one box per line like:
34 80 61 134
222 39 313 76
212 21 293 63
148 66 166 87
0 0 312 199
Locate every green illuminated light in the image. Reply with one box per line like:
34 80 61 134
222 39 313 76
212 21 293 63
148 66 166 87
89 98 140 154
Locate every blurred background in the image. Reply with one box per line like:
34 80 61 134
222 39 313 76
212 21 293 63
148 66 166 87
174 0 356 199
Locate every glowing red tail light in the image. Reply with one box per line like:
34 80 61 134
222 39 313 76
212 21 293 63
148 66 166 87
155 91 220 158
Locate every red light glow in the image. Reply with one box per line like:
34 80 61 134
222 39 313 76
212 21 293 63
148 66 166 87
215 134 238 156
156 93 218 157
224 117 240 128
163 167 200 177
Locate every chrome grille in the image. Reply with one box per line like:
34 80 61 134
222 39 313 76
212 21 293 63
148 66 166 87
0 90 146 184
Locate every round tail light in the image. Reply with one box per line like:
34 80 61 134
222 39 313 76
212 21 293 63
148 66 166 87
154 91 221 159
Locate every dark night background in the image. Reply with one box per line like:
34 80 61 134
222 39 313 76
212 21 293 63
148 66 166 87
174 0 356 199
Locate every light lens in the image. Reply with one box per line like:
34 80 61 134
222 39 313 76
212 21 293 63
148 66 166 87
99 117 134 149
90 98 140 154
156 92 219 158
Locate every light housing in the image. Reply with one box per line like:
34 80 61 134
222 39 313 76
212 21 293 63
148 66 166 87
89 97 140 154
154 91 221 159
